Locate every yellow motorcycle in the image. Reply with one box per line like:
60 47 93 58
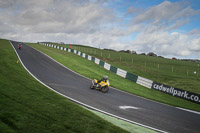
90 79 110 93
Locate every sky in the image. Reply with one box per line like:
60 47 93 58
0 0 200 59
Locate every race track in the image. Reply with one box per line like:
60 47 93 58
11 41 200 133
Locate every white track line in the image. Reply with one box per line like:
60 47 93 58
176 107 200 115
119 106 140 110
10 41 167 133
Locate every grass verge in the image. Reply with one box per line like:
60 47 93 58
0 39 129 133
88 109 157 133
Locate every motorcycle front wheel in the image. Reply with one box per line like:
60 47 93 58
101 86 109 93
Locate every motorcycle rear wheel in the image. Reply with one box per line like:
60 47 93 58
90 83 94 89
101 86 109 93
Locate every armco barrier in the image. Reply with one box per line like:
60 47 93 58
39 43 200 104
91 57 95 62
88 55 92 61
110 66 117 73
82 53 86 58
78 51 81 56
136 76 153 89
95 58 100 65
125 72 138 82
104 62 111 70
85 54 88 59
116 68 127 78
99 60 105 67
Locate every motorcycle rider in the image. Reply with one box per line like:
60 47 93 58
97 75 108 84
18 43 22 49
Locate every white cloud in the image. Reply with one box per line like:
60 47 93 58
124 1 200 59
190 39 200 51
188 29 200 35
0 0 115 34
0 0 200 59
131 1 200 25
128 29 200 58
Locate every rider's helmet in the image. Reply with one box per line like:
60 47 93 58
103 75 108 80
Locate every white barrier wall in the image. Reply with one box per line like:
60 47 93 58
116 68 127 78
82 53 86 58
88 55 92 61
95 58 100 65
104 62 111 71
136 76 153 89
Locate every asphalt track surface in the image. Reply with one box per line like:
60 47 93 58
11 41 200 133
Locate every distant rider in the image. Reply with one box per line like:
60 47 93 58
18 43 22 49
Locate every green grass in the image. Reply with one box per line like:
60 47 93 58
27 43 200 112
88 109 157 133
0 39 129 133
50 43 200 94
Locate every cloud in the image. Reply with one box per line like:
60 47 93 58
131 1 200 25
128 28 200 58
0 0 125 49
126 6 138 14
190 38 200 51
125 1 200 59
188 29 200 35
0 0 115 34
0 0 200 59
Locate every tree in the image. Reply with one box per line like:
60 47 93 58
147 52 157 57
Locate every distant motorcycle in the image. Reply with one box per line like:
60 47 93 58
90 79 110 93
18 43 22 50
